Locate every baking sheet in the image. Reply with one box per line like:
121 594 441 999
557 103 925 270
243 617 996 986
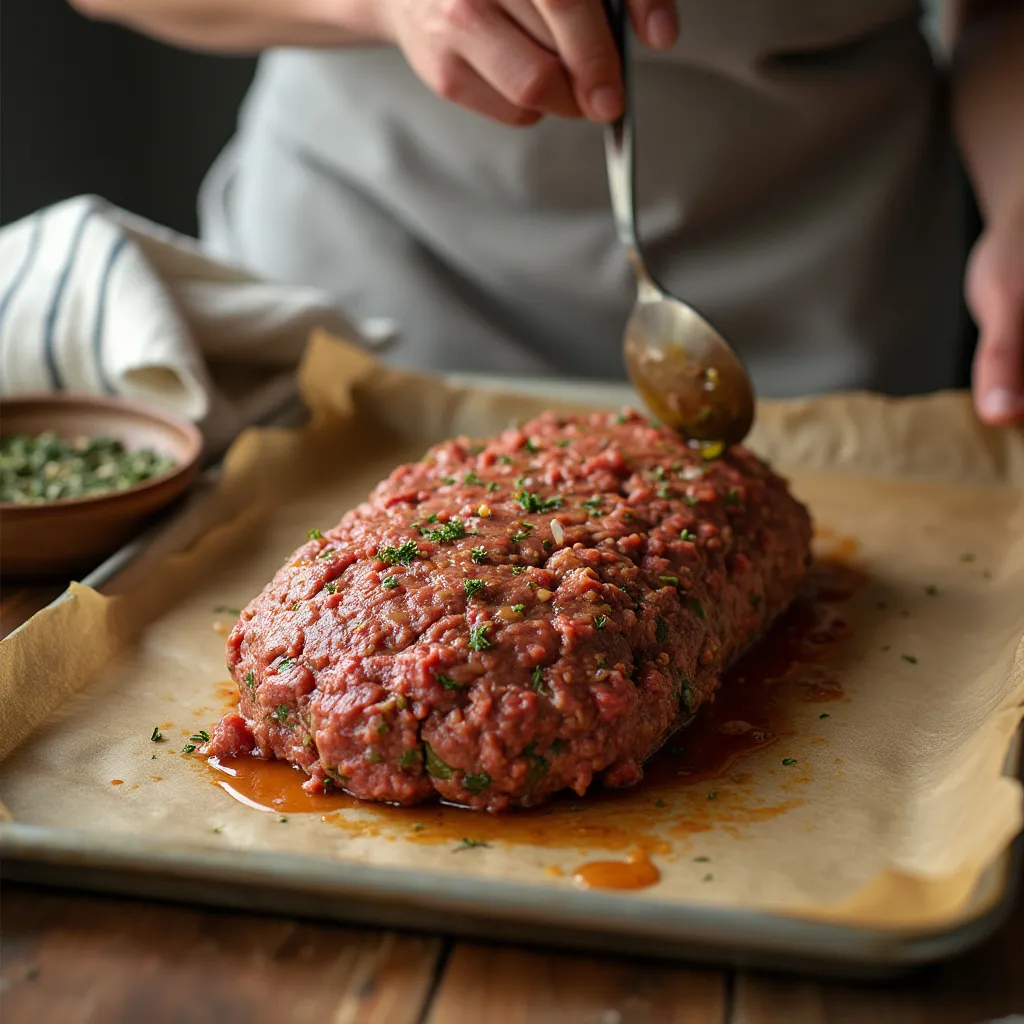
1 332 1023 944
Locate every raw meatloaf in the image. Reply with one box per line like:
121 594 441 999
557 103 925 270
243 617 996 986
208 410 812 811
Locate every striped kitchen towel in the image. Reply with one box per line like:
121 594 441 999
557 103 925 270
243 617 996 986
0 195 394 447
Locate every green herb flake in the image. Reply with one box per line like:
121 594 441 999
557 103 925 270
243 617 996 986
657 484 670 499
531 665 550 696
659 575 679 587
702 873 714 883
244 670 255 689
616 413 628 425
381 576 399 590
181 743 197 755
689 598 706 620
511 603 525 615
307 528 323 540
510 529 531 543
655 617 670 643
509 565 528 576
464 579 486 599
150 727 162 742
411 822 427 832
902 654 918 664
498 455 513 465
470 546 488 563
523 439 539 454
516 490 564 514
581 497 604 517
463 773 492 794
278 658 297 673
961 552 975 562
463 470 483 485
594 614 608 630
189 730 210 743
441 476 456 486
555 439 571 448
468 624 493 652
684 496 700 507
651 465 667 481
437 674 467 691
324 580 340 595
550 740 566 754
377 540 421 565
486 481 500 492
925 584 938 596
679 528 696 543
278 815 288 824
724 488 742 507
655 799 666 808
781 757 798 766
419 518 466 544
707 791 718 801
273 705 289 723
394 694 408 711
819 713 831 720
423 742 453 779
453 837 490 852
398 748 421 770
213 605 242 616
694 856 710 863
376 721 390 735
523 744 549 790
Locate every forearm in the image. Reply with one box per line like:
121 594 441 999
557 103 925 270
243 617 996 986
68 0 390 53
952 2 1024 221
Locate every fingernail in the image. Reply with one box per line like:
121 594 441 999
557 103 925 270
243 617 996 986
981 387 1024 423
588 86 621 121
647 8 677 50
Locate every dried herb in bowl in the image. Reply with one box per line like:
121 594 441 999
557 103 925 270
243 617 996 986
0 431 177 503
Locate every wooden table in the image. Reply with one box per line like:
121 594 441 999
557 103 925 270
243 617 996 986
2 585 1022 1024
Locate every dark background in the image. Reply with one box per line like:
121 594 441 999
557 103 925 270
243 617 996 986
1 0 255 234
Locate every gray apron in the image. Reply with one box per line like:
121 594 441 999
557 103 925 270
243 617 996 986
199 0 967 397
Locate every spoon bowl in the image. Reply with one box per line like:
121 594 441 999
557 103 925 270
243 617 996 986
603 0 755 447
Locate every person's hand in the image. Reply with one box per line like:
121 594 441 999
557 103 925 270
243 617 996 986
376 0 678 126
966 204 1024 426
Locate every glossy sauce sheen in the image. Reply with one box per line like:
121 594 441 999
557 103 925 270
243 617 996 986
207 554 861 894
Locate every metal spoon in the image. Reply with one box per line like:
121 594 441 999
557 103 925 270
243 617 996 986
602 0 755 448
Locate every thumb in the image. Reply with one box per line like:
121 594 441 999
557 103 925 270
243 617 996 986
972 304 1024 426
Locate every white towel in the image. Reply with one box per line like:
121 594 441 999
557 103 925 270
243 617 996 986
0 195 395 450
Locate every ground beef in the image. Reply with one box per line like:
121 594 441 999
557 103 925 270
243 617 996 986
207 410 812 811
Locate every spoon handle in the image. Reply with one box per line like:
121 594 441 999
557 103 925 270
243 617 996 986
602 0 650 290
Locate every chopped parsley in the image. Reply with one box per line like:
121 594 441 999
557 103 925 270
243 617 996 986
463 470 483 485
464 579 486 598
277 658 296 672
594 614 608 630
581 497 604 516
307 528 323 540
655 617 670 643
522 743 549 790
381 576 399 590
781 757 798 766
213 605 242 616
550 740 566 754
395 694 408 711
181 743 197 754
470 546 488 563
498 455 513 465
398 748 421 770
724 488 742 507
659 575 679 586
819 713 831 720
423 742 453 779
555 439 571 448
424 513 439 523
189 730 210 743
468 624 493 651
365 750 385 764
509 565 528 575
684 496 700 507
693 856 710 863
657 484 670 499
707 791 718 800
651 465 667 481
616 413 628 425
469 445 485 456
463 773 492 794
453 837 490 852
511 603 525 614
510 529 532 543
689 598 706 620
902 654 918 664
516 490 564 514
378 540 421 565
702 873 714 883
150 727 162 742
245 671 255 689
419 518 466 543
441 476 456 485
487 481 500 492
925 584 938 596
273 705 289 722
437 674 467 691
324 580 340 595
278 815 288 824
523 439 539 454
531 666 550 696
376 721 390 735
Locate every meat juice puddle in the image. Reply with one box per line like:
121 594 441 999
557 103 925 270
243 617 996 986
206 553 862 892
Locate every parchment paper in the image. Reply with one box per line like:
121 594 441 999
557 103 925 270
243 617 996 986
2 332 1022 931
